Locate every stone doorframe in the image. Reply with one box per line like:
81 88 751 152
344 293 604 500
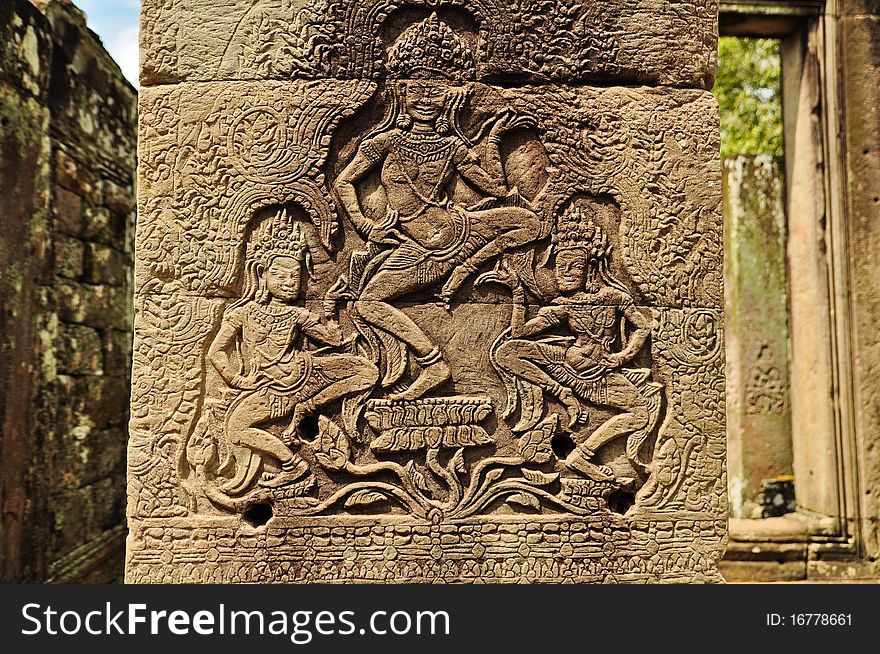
720 0 868 580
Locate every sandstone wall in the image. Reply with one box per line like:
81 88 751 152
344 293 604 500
129 0 728 583
0 0 136 583
840 0 880 568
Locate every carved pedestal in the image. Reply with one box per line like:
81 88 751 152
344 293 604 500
129 0 726 583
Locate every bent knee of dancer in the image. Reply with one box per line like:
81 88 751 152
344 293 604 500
512 208 542 234
630 404 650 429
355 359 380 387
225 412 253 439
223 426 255 448
353 298 384 322
493 340 520 371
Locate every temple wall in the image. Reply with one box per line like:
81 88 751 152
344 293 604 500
0 0 136 583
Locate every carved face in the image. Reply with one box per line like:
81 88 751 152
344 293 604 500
555 249 587 293
264 255 302 301
402 81 448 124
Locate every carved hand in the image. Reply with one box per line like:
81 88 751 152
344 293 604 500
322 301 337 318
489 109 538 139
475 261 520 291
325 276 352 302
321 292 339 317
231 372 270 390
600 352 627 368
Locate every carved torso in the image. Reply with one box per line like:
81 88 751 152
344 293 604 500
231 303 313 379
377 130 466 249
551 288 633 370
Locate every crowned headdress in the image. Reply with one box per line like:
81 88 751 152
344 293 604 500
554 205 613 260
387 13 475 82
248 208 311 268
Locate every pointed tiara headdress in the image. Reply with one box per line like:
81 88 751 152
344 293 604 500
249 208 309 267
554 205 613 259
387 12 475 82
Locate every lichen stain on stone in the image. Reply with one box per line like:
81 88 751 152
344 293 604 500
22 25 41 76
38 314 59 381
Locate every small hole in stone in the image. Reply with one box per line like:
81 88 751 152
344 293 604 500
0 117 9 127
243 502 273 528
607 490 636 515
299 414 320 440
551 433 576 459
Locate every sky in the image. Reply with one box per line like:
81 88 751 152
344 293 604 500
76 0 140 87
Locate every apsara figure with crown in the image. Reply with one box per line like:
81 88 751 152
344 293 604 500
183 210 378 507
333 13 546 401
484 199 664 485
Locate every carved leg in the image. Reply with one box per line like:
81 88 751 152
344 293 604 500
579 374 650 453
284 356 379 440
441 207 542 301
495 339 582 425
284 399 316 445
565 450 615 482
357 270 452 399
222 390 308 493
259 456 310 489
357 269 437 357
564 374 650 479
389 347 449 401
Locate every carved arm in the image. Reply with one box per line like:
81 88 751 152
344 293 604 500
207 320 244 387
300 308 344 348
514 304 565 339
611 304 654 366
456 151 507 198
333 145 380 237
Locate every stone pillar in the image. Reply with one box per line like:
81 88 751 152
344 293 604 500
0 0 136 582
723 155 793 519
840 0 880 565
129 0 726 583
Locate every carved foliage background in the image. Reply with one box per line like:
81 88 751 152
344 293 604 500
140 0 718 88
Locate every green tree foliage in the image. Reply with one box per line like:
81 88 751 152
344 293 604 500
714 37 783 158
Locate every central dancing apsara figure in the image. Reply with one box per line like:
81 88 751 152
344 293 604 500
333 13 545 401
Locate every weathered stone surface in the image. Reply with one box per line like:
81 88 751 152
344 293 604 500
137 81 722 308
0 0 136 583
0 64 52 584
140 0 718 89
841 13 880 564
130 5 724 583
56 279 131 329
0 0 52 100
55 323 104 375
723 155 793 519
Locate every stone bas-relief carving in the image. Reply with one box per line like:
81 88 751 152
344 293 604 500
187 216 379 507
140 0 718 88
129 7 725 583
744 348 787 416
